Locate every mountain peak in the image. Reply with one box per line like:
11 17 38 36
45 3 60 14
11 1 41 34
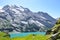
3 5 20 9
0 5 56 32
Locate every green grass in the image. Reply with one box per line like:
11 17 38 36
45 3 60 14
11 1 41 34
0 32 11 40
11 34 51 40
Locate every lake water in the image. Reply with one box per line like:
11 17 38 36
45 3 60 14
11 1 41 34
10 32 46 38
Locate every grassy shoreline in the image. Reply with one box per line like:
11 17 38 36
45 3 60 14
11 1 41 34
11 34 50 40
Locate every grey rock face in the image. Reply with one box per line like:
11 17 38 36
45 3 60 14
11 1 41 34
0 5 56 32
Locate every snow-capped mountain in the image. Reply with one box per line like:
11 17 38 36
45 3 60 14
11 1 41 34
0 5 56 32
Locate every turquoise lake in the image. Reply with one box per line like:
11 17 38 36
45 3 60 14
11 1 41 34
10 32 46 38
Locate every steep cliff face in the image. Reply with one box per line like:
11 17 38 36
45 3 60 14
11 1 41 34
0 5 56 32
46 18 60 40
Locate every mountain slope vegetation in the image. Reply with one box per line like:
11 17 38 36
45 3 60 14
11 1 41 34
46 18 60 40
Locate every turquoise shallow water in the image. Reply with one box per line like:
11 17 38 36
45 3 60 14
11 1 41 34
10 32 46 38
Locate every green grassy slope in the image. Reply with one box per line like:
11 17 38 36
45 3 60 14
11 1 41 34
0 32 11 40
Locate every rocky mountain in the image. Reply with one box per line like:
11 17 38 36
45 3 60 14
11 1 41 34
0 5 56 32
